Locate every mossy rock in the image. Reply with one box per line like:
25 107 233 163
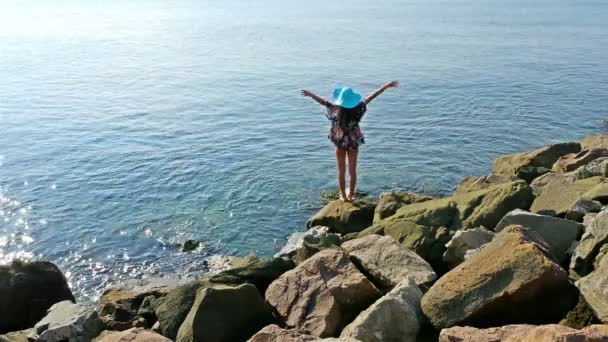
560 296 601 329
209 257 295 294
373 192 434 222
320 189 371 203
581 134 608 150
531 176 605 216
492 142 581 178
583 182 608 204
307 200 376 234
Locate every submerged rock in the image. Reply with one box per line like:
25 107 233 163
307 200 376 234
181 240 200 252
265 249 380 337
95 327 171 342
176 283 275 342
341 234 436 289
439 324 608 342
0 260 75 334
570 209 608 279
340 277 423 342
373 192 434 222
421 226 577 330
577 253 608 324
443 227 495 269
494 209 583 263
28 301 103 342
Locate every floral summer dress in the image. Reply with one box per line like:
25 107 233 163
325 102 367 150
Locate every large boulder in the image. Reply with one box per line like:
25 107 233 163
209 257 294 294
492 142 581 178
553 149 608 174
359 220 452 273
95 327 172 342
569 157 608 181
421 226 577 330
570 209 608 279
577 253 608 324
295 234 341 265
176 283 275 342
373 192 433 222
153 279 212 340
494 209 583 263
265 249 380 337
530 176 605 216
581 134 608 150
28 301 103 342
0 260 75 334
341 234 436 289
247 325 317 342
307 200 376 234
455 175 513 194
439 324 608 342
530 172 562 197
340 277 423 342
443 227 495 269
98 277 187 331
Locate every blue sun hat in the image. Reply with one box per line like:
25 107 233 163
332 86 362 109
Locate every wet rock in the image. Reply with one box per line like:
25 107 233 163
565 199 603 222
98 277 187 331
341 234 436 289
421 226 577 330
560 295 601 329
248 325 318 342
569 157 608 181
443 227 495 269
340 277 423 342
275 226 334 258
577 253 608 324
209 257 295 294
495 209 583 263
176 283 275 342
307 200 376 234
581 134 608 150
0 260 75 334
439 324 608 342
373 192 434 222
492 142 581 179
531 176 605 216
553 149 608 174
265 249 380 337
570 209 608 279
95 327 172 342
154 279 212 340
28 301 103 342
181 240 200 252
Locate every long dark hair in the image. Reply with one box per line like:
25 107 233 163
336 102 366 128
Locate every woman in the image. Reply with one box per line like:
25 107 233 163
301 81 399 202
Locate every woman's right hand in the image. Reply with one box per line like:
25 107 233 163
385 80 400 89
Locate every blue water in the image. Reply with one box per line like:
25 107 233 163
1 0 607 300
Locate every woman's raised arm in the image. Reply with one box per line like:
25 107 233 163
364 81 399 105
301 89 331 107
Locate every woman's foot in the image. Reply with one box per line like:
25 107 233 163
340 192 351 202
347 192 355 202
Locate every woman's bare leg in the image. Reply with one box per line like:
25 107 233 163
347 148 358 201
335 148 348 201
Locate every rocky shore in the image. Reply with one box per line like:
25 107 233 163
3 133 608 341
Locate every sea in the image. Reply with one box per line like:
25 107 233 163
1 0 607 301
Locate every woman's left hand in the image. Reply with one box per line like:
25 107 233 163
385 80 400 88
301 90 313 97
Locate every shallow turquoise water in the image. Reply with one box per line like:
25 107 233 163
1 0 607 300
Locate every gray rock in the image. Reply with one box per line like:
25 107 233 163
439 324 608 341
29 301 103 342
577 253 608 324
247 325 318 342
495 209 583 263
570 209 608 279
0 329 30 342
569 157 608 180
94 328 172 342
340 277 423 342
443 227 495 268
341 234 437 289
275 226 335 258
566 199 603 222
584 213 599 228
